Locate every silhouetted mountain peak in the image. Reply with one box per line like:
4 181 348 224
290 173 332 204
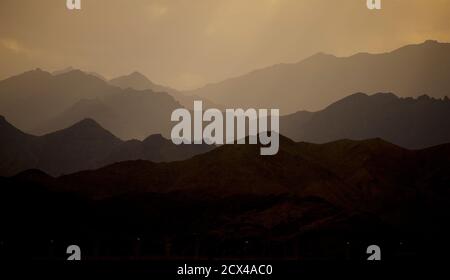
418 40 450 49
391 40 450 55
309 52 336 60
5 68 52 83
0 115 28 137
330 137 398 149
143 134 167 143
189 40 450 113
56 69 99 81
372 92 397 98
108 71 174 93
44 118 120 143
52 66 75 75
28 68 50 75
129 71 148 79
59 69 84 76
417 94 432 101
72 118 102 128
52 67 107 81
13 169 53 181
328 92 399 109
112 71 151 84
424 39 439 45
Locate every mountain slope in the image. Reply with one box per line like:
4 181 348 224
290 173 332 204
0 69 185 140
280 92 450 149
54 134 438 212
7 135 449 259
37 119 123 175
37 88 181 140
0 116 40 176
52 66 107 81
103 134 214 164
188 40 450 114
0 69 119 131
110 71 221 110
110 71 175 93
0 116 213 176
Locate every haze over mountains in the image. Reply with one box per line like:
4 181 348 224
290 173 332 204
0 116 213 177
281 92 450 149
188 40 450 114
1 40 450 149
2 36 450 258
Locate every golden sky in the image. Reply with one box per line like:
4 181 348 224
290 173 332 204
1 0 450 90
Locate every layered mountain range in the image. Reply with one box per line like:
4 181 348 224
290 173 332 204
0 69 182 140
109 71 220 110
2 40 450 149
2 135 449 259
188 40 450 113
0 116 213 177
1 41 450 260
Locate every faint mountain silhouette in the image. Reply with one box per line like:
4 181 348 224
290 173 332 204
0 68 119 132
36 87 181 140
110 71 221 110
0 69 184 139
280 92 450 149
110 71 175 92
188 40 450 113
53 66 107 81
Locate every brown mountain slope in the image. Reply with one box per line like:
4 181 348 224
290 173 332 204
5 136 450 259
54 134 449 217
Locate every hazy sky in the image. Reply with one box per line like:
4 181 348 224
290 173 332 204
1 0 450 90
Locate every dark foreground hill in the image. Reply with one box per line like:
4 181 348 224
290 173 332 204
0 116 213 176
1 135 449 260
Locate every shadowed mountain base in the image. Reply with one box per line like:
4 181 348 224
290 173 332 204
1 135 449 260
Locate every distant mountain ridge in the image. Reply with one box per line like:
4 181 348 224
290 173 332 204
0 68 185 140
36 87 181 140
187 40 450 113
110 71 175 92
280 92 450 149
0 116 213 177
110 71 221 110
0 68 117 131
52 66 107 81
